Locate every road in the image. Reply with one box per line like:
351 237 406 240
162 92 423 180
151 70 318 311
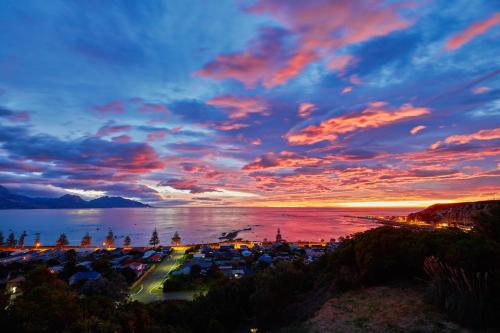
129 250 199 303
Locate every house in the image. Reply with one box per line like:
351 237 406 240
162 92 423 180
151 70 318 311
77 261 93 270
127 262 146 276
219 244 234 251
193 253 205 259
241 250 252 257
48 265 64 274
305 248 325 261
231 269 245 279
149 254 162 262
219 266 233 278
111 255 130 266
142 250 156 259
69 271 101 285
258 254 273 264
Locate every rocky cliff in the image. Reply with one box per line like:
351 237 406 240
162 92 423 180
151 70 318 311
407 200 500 225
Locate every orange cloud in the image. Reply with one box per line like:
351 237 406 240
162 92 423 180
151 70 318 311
243 151 323 170
432 127 500 149
298 102 316 118
445 12 500 50
287 102 430 145
198 1 412 88
410 125 426 135
251 138 262 145
265 51 318 88
206 95 268 119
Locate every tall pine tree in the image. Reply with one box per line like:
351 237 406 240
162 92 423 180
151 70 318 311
56 233 69 247
149 228 159 247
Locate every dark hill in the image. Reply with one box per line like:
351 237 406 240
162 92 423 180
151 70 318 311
407 200 500 225
0 185 150 209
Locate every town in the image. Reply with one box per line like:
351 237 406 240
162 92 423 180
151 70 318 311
0 228 338 304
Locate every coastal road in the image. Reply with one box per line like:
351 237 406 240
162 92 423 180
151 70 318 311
130 250 196 303
130 250 186 303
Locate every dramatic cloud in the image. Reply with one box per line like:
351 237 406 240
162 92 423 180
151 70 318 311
243 151 323 170
96 123 131 137
0 125 165 174
446 12 500 50
206 95 268 119
287 102 430 145
1 1 499 205
158 178 219 194
431 128 500 149
197 0 412 88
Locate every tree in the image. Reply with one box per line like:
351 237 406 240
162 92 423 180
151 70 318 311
123 235 131 247
104 229 114 247
81 232 91 247
33 232 41 247
56 233 69 247
473 206 500 241
149 228 159 247
171 231 181 245
0 231 4 246
7 232 16 247
19 230 27 248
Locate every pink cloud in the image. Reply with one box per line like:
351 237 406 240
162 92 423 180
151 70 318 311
349 74 363 85
96 124 131 137
206 95 268 119
327 54 354 72
212 122 250 131
472 86 491 94
341 86 353 94
197 1 412 88
195 27 290 88
7 111 30 122
410 125 426 135
431 127 500 149
139 103 170 113
147 130 168 142
298 102 316 118
243 151 323 170
111 135 132 143
251 138 262 145
264 51 318 88
95 101 125 114
287 102 430 145
446 13 500 50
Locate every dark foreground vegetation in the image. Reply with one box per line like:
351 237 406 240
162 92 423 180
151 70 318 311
1 207 499 332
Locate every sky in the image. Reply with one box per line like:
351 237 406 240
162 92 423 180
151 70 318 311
0 0 499 207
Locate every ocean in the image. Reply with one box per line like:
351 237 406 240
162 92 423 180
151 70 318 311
0 207 416 246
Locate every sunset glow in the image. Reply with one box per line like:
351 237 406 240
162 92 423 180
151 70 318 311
0 1 499 207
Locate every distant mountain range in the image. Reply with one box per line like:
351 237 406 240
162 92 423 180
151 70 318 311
407 200 500 225
0 185 150 209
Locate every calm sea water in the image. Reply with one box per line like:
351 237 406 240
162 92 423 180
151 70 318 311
0 207 416 246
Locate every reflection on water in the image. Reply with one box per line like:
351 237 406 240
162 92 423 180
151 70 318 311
0 207 416 246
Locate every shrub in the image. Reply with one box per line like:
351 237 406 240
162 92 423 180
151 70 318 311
424 256 499 328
